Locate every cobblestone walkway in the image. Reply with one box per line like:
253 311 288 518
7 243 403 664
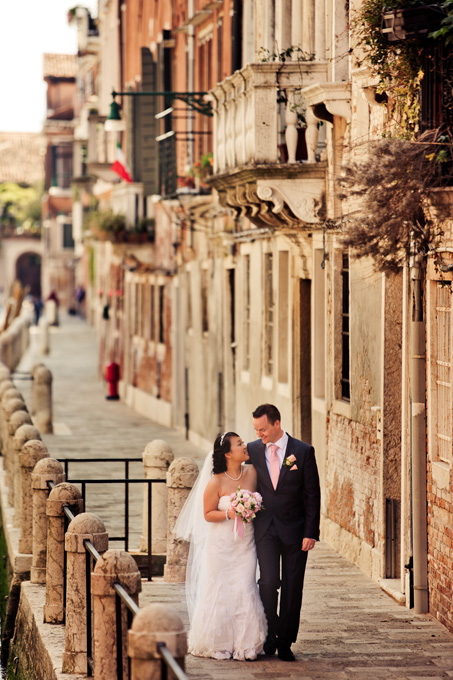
17 315 453 679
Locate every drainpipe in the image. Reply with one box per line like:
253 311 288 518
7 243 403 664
410 257 429 614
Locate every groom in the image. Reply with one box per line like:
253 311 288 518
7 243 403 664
247 403 320 662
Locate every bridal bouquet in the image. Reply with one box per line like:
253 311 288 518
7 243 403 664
229 487 263 540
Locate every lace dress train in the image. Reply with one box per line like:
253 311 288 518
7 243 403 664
188 496 267 660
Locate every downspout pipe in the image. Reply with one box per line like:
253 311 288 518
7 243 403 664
410 261 429 614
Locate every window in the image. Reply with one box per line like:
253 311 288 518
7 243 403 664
201 269 209 334
137 282 145 337
278 252 289 383
434 282 452 464
341 252 350 401
264 253 274 376
150 284 155 340
314 249 325 399
51 144 73 189
134 283 139 336
62 223 74 249
186 271 192 331
243 255 251 371
159 285 165 344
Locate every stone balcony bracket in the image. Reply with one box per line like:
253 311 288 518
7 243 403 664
301 81 352 124
210 163 327 231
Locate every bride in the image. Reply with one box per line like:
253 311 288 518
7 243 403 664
174 431 267 661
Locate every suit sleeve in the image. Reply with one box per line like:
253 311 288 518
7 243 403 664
302 445 321 540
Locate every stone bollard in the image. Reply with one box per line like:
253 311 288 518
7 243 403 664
0 364 11 382
31 458 65 583
5 411 33 503
92 550 141 680
44 483 83 623
0 366 11 453
164 458 199 583
0 380 15 401
1 386 22 404
18 440 49 554
31 364 53 434
13 424 40 526
140 440 174 554
62 513 109 674
128 603 187 680
3 396 26 422
30 363 45 415
3 404 28 480
39 315 50 354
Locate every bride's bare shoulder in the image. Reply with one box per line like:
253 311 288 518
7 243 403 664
205 473 222 494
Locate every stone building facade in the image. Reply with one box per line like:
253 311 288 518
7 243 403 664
67 0 453 633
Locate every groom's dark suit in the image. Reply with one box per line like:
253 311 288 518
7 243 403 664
248 435 320 646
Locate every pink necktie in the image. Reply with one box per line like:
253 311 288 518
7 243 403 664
269 444 280 489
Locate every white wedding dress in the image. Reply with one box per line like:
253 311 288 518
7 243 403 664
188 496 267 660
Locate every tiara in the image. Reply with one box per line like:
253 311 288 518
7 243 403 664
219 432 227 446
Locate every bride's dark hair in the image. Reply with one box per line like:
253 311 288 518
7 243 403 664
212 432 239 474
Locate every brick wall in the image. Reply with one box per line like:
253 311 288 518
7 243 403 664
326 413 380 548
427 464 453 633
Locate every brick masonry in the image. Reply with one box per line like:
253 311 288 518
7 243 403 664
427 460 453 633
325 412 380 551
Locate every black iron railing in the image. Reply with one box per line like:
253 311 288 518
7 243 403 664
57 457 165 581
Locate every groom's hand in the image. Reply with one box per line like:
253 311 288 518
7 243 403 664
302 538 316 551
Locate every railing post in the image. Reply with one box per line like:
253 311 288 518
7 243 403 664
31 458 65 583
92 549 141 680
62 512 109 674
140 440 174 554
31 364 53 434
128 604 187 680
18 439 48 554
13 424 40 526
39 313 51 354
164 458 199 583
44 483 83 623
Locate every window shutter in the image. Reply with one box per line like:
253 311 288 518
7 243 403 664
134 47 159 196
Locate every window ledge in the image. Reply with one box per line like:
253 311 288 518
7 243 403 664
432 460 451 490
332 399 351 419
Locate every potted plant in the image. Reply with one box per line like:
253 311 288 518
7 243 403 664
199 152 214 181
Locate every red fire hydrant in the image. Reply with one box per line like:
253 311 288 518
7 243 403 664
105 362 120 400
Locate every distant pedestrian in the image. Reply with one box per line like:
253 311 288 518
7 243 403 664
75 285 86 318
46 290 60 326
33 296 43 325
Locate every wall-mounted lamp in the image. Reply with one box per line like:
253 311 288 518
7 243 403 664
105 88 213 131
104 97 127 132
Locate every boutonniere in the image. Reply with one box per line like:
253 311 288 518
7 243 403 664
282 454 297 468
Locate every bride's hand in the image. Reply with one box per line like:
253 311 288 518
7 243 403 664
227 507 236 520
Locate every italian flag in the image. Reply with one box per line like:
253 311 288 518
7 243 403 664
111 142 132 183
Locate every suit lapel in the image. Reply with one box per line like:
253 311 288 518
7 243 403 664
276 435 293 488
256 442 274 490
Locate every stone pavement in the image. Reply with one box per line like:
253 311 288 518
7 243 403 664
15 315 453 679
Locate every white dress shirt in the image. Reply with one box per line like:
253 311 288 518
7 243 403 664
264 431 288 478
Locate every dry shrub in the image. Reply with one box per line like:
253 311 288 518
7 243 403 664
337 131 452 273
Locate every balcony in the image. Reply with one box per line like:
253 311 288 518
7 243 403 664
209 61 329 229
